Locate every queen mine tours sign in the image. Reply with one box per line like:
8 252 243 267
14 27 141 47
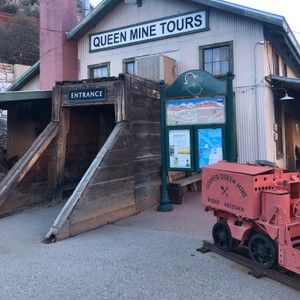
90 11 208 51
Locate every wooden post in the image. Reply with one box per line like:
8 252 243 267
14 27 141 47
157 80 172 212
48 88 70 202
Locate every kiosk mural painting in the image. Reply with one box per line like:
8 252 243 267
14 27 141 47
166 96 225 125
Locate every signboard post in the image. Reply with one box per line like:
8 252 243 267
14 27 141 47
226 71 236 162
157 80 173 212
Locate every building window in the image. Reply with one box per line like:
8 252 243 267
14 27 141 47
274 99 283 158
199 42 233 77
273 51 279 75
282 62 287 77
88 63 110 78
123 58 135 75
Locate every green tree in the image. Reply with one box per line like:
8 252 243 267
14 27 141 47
2 2 18 13
0 12 39 65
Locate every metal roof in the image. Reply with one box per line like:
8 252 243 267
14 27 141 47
66 0 300 72
269 75 300 89
193 0 286 26
6 61 40 92
8 0 300 92
67 0 123 40
267 74 300 99
67 0 291 40
0 90 52 103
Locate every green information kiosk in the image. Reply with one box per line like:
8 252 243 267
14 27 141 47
158 70 236 211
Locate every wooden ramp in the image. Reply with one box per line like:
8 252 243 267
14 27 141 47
0 121 59 210
42 76 162 241
0 76 162 240
44 121 136 242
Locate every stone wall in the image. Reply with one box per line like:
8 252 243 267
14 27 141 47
0 63 14 91
0 63 30 91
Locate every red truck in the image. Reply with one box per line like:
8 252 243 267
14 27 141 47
202 161 300 274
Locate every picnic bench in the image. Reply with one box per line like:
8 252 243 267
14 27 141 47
167 171 202 204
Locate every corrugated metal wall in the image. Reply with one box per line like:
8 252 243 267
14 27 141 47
77 1 279 164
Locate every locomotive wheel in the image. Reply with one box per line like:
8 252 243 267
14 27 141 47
212 219 237 252
248 233 278 269
292 199 300 218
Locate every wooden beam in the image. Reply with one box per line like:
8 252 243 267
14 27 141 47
44 121 125 241
48 108 70 202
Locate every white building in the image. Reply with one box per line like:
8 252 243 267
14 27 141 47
5 0 300 169
1 0 300 239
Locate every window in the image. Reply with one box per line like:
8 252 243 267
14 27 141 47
273 51 279 75
274 99 283 158
282 62 287 77
199 42 233 77
88 63 110 78
123 58 136 75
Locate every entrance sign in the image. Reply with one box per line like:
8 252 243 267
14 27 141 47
90 11 208 51
166 96 225 126
68 87 107 102
168 129 192 170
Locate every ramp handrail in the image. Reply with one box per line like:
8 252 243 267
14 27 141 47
44 121 125 242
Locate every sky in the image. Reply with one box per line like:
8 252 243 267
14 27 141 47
89 0 300 42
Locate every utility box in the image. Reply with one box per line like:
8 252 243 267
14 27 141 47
135 55 176 86
202 161 288 219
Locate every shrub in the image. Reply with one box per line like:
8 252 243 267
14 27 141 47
3 3 18 14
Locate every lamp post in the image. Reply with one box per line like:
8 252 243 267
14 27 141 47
157 80 173 212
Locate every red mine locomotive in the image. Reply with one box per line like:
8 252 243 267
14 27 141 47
202 161 300 274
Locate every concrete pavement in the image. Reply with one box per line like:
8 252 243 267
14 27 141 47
0 191 299 299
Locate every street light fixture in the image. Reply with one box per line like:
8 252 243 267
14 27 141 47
272 87 294 101
280 89 294 101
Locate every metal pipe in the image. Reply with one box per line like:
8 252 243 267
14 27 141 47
82 0 90 18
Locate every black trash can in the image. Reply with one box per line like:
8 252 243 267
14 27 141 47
167 183 183 204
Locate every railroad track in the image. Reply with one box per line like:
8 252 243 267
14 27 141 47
198 240 300 291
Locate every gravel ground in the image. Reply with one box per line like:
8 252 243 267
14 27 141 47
0 196 299 300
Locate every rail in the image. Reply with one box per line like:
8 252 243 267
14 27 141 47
198 240 300 291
